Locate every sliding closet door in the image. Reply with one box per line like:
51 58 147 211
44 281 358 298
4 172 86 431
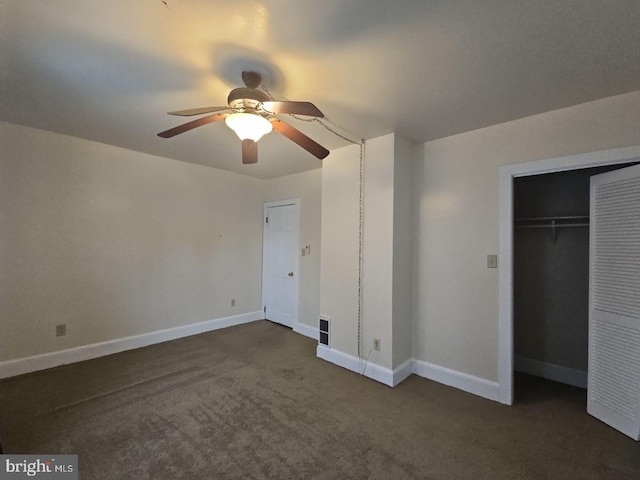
588 163 640 440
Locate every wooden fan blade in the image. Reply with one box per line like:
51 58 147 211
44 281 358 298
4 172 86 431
157 114 226 138
262 101 324 117
168 106 229 116
242 139 258 164
271 120 330 160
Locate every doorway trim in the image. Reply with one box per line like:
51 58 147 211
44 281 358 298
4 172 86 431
498 145 640 405
262 198 301 327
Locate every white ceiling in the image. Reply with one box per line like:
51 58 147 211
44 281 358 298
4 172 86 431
3 0 640 179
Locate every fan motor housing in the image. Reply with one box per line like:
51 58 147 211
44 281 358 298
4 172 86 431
228 88 270 111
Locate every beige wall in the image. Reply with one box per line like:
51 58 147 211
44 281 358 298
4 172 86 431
264 169 322 328
320 133 412 371
392 135 414 368
319 142 362 357
413 90 640 381
361 134 395 369
0 122 265 361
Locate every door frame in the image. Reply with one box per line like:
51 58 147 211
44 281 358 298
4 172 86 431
261 199 301 327
498 146 640 405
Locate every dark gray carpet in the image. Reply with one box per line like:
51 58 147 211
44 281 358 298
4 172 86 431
1 320 639 479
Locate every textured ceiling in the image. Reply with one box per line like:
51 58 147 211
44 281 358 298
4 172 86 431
2 0 640 179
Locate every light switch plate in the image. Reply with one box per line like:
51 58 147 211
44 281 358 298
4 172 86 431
487 255 498 268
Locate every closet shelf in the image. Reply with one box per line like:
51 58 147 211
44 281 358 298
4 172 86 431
514 216 589 242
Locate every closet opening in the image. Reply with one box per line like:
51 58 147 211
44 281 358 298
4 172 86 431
512 162 639 404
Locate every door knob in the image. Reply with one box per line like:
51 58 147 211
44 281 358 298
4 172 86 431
288 272 294 277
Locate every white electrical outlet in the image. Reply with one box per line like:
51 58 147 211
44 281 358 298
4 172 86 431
487 254 498 268
373 338 381 350
231 298 236 307
56 324 67 337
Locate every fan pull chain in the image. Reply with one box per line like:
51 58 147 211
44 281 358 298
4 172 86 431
357 139 365 365
261 82 367 370
260 83 362 145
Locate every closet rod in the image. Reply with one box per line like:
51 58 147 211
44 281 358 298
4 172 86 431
514 217 590 243
515 223 590 229
514 215 589 222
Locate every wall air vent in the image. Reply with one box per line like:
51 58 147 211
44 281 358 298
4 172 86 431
319 316 331 347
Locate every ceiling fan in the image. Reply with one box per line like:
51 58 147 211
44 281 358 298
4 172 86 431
157 71 330 164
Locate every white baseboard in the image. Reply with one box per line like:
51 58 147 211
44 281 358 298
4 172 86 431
316 346 412 387
316 346 392 386
293 322 317 340
411 359 501 402
515 355 587 389
2 314 506 405
315 346 501 399
393 359 413 386
0 311 264 379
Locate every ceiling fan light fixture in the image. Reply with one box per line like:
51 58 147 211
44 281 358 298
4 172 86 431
158 72 329 163
225 113 272 142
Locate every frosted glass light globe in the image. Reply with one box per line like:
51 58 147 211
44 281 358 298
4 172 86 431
225 113 273 141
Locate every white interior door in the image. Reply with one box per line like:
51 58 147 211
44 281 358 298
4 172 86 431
263 202 299 328
588 163 640 440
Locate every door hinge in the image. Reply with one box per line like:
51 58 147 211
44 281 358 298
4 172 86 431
265 217 268 223
264 306 266 313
